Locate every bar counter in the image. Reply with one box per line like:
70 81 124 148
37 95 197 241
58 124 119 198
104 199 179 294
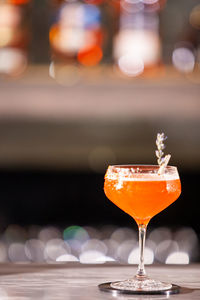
0 263 199 299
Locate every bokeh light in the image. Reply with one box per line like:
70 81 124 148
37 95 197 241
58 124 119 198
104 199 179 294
77 45 103 66
25 239 45 262
114 25 161 77
118 54 144 76
190 5 200 30
155 240 179 263
166 252 189 264
121 0 144 13
111 227 136 243
63 225 89 242
172 47 195 73
142 0 159 4
81 239 107 255
116 239 137 262
0 224 198 264
9 0 30 4
0 242 7 262
103 238 119 259
8 242 28 262
49 62 81 86
44 238 71 261
148 227 172 243
128 247 154 264
56 254 79 262
84 0 104 4
80 250 106 264
4 224 27 243
49 2 103 67
38 226 62 242
0 4 21 32
0 48 27 76
0 2 28 76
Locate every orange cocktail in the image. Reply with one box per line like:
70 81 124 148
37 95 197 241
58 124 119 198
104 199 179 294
104 165 181 226
99 136 182 293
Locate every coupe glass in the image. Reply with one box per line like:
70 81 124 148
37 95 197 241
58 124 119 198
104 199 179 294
103 165 181 293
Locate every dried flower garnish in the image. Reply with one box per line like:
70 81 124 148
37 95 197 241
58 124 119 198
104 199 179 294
156 133 171 175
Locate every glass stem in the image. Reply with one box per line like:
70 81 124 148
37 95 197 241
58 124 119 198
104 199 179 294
136 224 147 278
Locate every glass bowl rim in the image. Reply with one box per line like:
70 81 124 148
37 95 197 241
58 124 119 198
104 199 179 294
108 164 177 169
106 165 179 176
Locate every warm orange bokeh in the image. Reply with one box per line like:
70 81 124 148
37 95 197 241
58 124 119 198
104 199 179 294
77 45 103 66
104 178 181 226
50 24 103 66
8 0 29 4
49 24 58 45
83 0 104 5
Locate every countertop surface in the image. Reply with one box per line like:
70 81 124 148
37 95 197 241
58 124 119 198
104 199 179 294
0 263 199 299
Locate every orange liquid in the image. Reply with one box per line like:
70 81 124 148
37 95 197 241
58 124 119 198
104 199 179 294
104 177 181 225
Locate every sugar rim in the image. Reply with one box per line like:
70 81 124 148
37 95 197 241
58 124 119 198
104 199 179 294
105 165 179 181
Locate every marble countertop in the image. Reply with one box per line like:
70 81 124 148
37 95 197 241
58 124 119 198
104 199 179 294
0 263 199 299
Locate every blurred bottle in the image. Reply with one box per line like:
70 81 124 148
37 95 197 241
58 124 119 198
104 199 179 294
102 0 120 63
172 4 200 75
113 0 166 77
0 0 29 77
49 0 105 68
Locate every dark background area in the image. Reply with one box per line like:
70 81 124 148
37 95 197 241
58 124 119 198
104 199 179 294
0 168 199 234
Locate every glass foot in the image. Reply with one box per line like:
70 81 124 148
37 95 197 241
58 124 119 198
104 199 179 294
98 278 180 295
111 276 172 292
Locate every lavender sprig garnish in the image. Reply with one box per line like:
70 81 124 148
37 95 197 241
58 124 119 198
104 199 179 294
156 133 171 175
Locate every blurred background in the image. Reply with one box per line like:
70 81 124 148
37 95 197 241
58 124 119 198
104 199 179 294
0 0 199 264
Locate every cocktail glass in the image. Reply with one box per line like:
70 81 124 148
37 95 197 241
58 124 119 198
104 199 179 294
102 165 181 293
